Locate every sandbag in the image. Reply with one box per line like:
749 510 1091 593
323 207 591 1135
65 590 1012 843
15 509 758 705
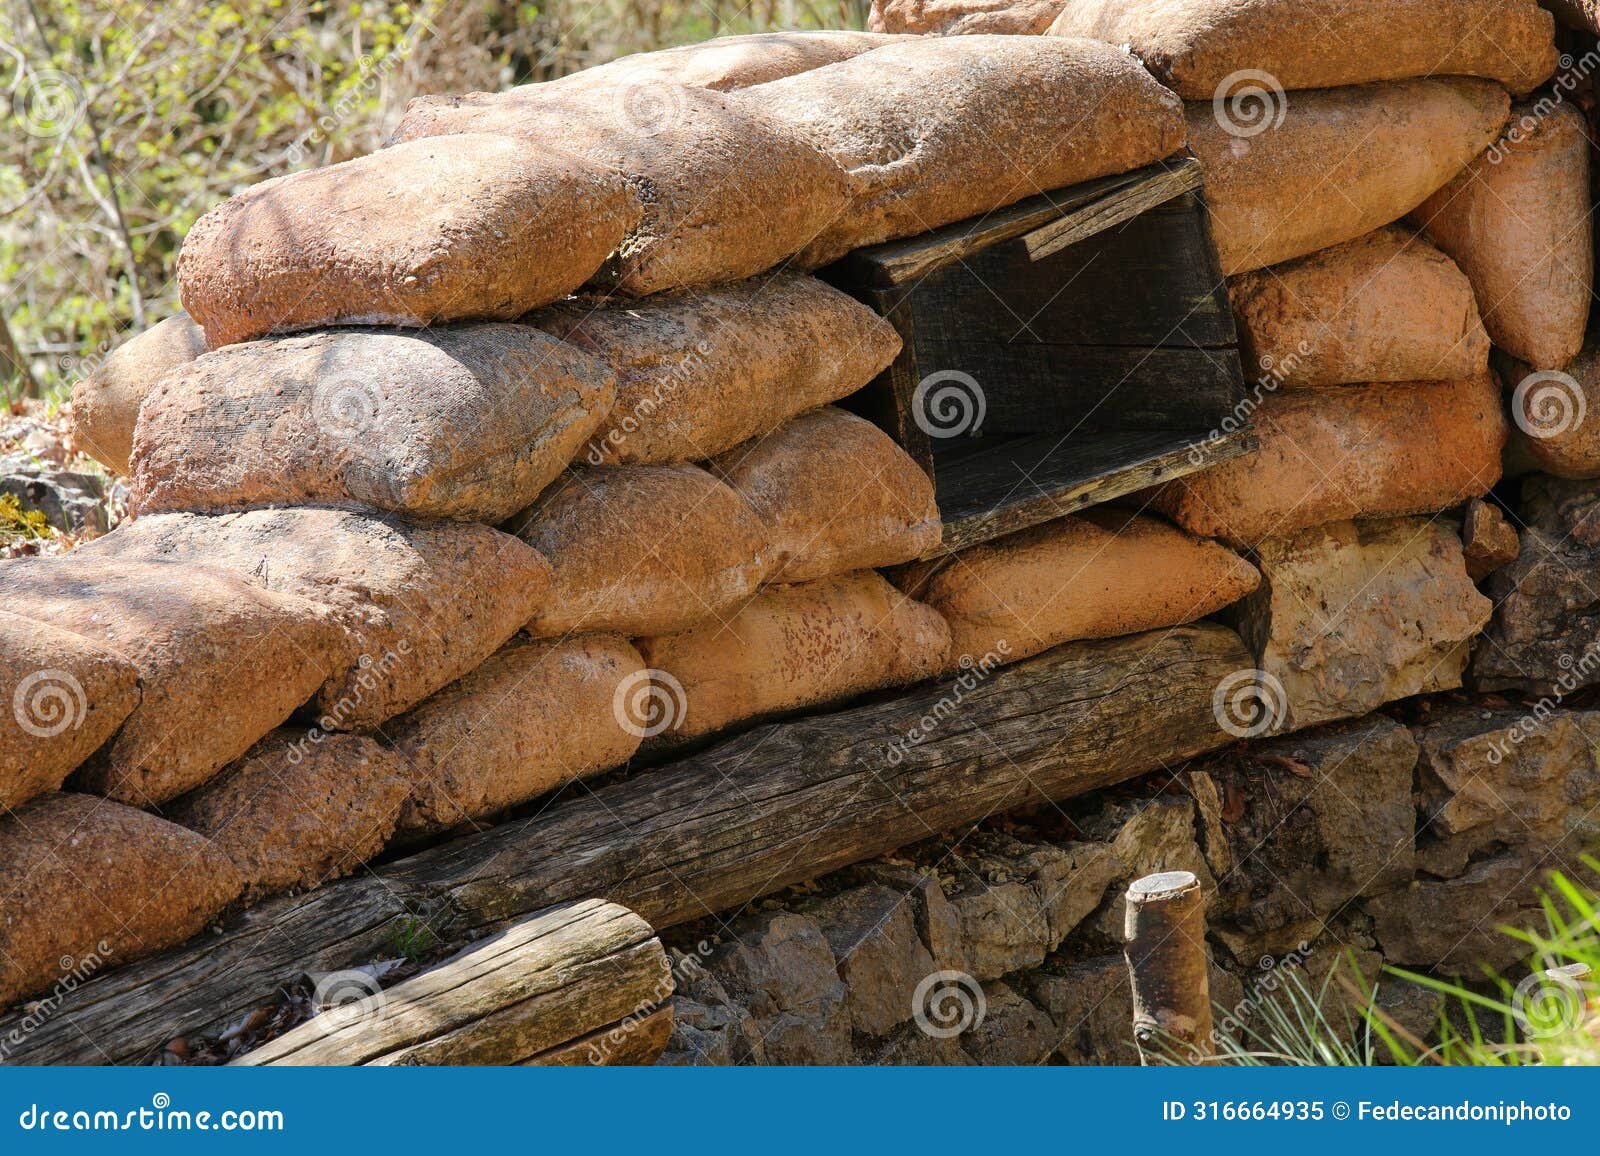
70 313 206 474
0 792 242 1007
1188 79 1509 275
709 406 940 582
390 84 849 297
130 325 615 524
871 0 1068 34
0 611 140 811
389 634 645 833
177 134 635 347
166 731 408 904
534 274 900 465
1409 101 1593 370
1229 227 1489 388
1149 375 1506 548
1047 0 1556 97
739 35 1186 265
513 464 769 639
898 510 1259 665
1500 346 1600 479
549 30 901 91
83 508 551 729
0 555 343 806
636 571 950 740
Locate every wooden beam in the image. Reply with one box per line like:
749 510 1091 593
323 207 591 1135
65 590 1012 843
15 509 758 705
238 900 671 1066
1 624 1251 1065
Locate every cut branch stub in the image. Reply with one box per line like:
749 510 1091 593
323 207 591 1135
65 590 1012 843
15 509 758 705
1124 870 1213 1064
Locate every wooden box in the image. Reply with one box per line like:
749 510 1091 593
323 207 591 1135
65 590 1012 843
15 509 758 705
823 154 1254 559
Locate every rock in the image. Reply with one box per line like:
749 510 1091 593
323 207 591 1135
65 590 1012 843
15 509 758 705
1234 518 1491 731
802 885 935 1038
859 1020 975 1065
945 832 1123 979
1208 717 1417 958
851 864 967 973
958 981 1057 1065
545 30 900 91
1365 850 1596 973
1461 499 1520 581
1413 706 1600 877
873 0 1067 35
658 955 764 1066
1499 341 1600 480
0 469 106 536
1474 476 1600 694
705 911 852 1065
71 313 207 475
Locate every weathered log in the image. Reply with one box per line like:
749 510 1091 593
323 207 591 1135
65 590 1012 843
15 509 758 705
1125 870 1214 1063
238 900 671 1066
0 623 1249 1065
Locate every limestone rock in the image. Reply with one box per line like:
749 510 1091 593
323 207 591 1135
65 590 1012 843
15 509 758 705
1461 499 1520 581
958 981 1057 1065
1413 706 1600 878
851 863 967 973
1473 476 1600 694
1207 716 1418 957
1500 343 1600 480
0 469 107 536
658 955 765 1066
803 885 935 1038
1077 795 1213 943
705 911 852 1065
71 312 206 475
1235 519 1492 731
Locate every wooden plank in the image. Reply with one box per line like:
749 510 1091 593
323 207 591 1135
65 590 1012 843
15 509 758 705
238 899 671 1067
828 155 1203 289
1 624 1252 1065
912 342 1244 434
927 427 1257 558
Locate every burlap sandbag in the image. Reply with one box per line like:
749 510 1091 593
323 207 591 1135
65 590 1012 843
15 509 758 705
131 325 615 525
1229 227 1490 388
636 570 950 740
390 84 849 297
0 555 343 806
166 731 408 904
548 30 901 91
1409 102 1593 370
389 634 646 834
83 508 551 730
871 0 1068 34
1149 375 1506 547
70 313 206 475
740 36 1186 266
513 464 769 639
534 274 900 466
900 510 1259 666
0 792 242 1007
709 406 941 582
177 134 636 347
0 611 139 811
1047 0 1556 97
1500 347 1600 479
1188 79 1510 275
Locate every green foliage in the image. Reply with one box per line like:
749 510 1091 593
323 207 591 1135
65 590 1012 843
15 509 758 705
0 493 54 542
3 0 866 398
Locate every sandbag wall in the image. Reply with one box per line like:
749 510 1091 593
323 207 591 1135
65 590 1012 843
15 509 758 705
0 30 1231 1013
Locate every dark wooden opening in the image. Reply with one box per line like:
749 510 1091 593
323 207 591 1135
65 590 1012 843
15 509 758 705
822 153 1255 559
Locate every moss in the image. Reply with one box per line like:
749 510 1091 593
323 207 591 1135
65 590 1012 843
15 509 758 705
0 493 53 542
